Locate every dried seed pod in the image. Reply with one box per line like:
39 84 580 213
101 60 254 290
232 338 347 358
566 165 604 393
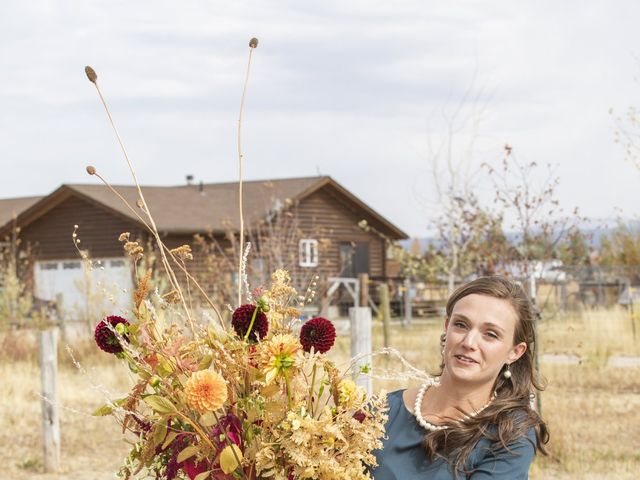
86 165 96 175
85 66 98 83
249 37 258 48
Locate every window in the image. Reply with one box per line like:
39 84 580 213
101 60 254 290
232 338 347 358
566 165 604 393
40 262 59 271
110 259 126 268
299 239 319 267
62 261 82 270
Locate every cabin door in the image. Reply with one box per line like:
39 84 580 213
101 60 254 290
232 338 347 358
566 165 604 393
339 242 369 278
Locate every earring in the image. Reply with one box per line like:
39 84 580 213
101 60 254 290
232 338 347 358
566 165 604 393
503 364 512 379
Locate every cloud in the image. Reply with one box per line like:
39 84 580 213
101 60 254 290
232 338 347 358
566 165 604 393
1 0 639 236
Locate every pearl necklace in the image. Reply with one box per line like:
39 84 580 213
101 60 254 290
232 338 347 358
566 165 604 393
413 377 496 432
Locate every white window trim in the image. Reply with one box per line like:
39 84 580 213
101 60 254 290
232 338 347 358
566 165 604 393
299 239 319 267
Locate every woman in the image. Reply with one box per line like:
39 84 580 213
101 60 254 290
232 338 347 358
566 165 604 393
372 276 549 479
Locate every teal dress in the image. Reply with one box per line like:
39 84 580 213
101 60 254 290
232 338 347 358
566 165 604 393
371 390 537 479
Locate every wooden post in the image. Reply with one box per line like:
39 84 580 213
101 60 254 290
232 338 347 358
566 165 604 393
403 278 412 326
350 307 372 396
55 293 67 343
40 328 60 472
378 283 391 348
559 282 567 315
320 294 330 317
358 273 369 308
629 286 637 342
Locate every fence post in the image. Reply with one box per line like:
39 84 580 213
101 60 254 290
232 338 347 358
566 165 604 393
358 273 369 307
350 307 372 396
55 293 67 343
403 278 412 326
378 283 391 348
40 328 60 473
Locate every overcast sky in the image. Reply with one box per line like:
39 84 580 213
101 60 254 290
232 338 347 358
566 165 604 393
1 0 638 237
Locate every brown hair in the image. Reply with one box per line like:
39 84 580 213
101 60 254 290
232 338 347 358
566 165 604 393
424 276 549 476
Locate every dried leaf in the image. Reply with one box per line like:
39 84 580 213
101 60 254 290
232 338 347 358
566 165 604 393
162 431 179 450
92 404 113 416
152 422 167 447
144 395 176 414
177 445 199 464
199 412 216 427
220 444 243 474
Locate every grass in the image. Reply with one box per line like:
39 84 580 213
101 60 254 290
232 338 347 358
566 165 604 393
1 307 638 479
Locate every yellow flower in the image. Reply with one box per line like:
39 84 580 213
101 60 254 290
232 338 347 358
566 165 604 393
261 334 301 384
184 370 228 413
337 379 365 407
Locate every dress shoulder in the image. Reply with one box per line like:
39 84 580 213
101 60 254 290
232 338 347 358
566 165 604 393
469 426 537 479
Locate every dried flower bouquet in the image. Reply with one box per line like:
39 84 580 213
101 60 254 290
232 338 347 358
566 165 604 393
83 38 388 480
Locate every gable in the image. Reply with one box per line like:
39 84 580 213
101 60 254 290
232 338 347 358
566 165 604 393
297 181 408 240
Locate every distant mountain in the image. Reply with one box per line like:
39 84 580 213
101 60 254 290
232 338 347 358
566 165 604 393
399 218 640 254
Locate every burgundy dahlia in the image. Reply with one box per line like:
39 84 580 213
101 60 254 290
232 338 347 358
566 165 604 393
299 317 336 353
94 315 129 354
353 410 367 423
232 304 268 342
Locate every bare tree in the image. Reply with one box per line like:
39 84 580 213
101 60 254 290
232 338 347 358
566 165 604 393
434 192 503 292
0 220 34 330
423 77 498 293
612 105 640 171
483 145 583 301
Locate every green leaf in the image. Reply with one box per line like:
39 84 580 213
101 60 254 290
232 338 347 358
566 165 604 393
198 354 213 370
194 472 211 480
199 412 216 427
162 431 179 450
158 359 176 376
177 445 199 464
137 301 151 324
152 422 167 447
220 444 243 474
143 395 177 414
92 404 114 416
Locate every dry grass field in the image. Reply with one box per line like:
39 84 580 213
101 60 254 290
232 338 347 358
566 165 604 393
1 306 638 479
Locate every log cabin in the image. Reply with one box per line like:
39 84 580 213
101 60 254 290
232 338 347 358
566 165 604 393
0 176 407 317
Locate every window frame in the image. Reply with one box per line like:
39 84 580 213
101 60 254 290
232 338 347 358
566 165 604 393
299 239 319 267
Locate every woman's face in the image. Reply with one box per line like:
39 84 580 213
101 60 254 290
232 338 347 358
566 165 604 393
443 293 527 386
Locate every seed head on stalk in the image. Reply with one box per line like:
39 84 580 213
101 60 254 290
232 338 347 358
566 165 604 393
85 66 98 84
236 37 259 307
81 63 223 333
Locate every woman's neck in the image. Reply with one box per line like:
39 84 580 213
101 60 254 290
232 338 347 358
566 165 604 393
423 372 494 419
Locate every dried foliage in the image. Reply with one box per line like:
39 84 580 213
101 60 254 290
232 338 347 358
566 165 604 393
192 200 330 313
0 221 35 329
91 263 387 479
79 42 388 480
